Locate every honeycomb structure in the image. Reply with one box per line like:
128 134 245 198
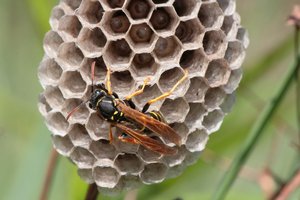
38 0 248 194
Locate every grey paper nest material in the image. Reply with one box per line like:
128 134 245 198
38 0 248 194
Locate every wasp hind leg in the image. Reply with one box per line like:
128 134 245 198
125 77 151 101
142 70 188 113
118 133 138 144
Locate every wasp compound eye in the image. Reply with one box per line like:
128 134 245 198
38 0 248 195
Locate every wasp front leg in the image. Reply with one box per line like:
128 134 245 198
118 133 139 144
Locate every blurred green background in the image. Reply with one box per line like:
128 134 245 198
0 0 300 199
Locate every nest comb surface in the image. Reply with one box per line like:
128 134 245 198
38 0 248 194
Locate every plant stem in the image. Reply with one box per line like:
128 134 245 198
213 56 300 200
295 26 300 148
85 184 99 200
39 148 59 200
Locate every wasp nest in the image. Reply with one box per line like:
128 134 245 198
38 0 248 194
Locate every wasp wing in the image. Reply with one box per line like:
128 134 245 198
115 123 177 155
116 101 181 146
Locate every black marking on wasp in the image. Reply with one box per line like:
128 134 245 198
67 61 188 155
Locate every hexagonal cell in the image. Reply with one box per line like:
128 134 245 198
43 31 63 57
52 135 74 156
163 146 186 167
57 42 84 70
77 0 104 24
166 163 185 179
50 6 65 29
106 0 125 9
217 0 236 15
44 86 65 110
86 113 110 140
158 68 189 96
169 123 189 144
186 129 208 152
90 140 117 160
70 147 96 168
184 77 209 103
131 53 159 78
68 123 92 147
133 84 163 111
59 71 87 98
222 68 243 94
175 19 204 47
173 0 198 17
198 2 224 29
126 0 152 20
202 109 224 133
80 57 107 84
128 23 157 51
62 0 81 10
204 59 231 88
159 98 189 124
77 27 107 57
220 93 236 114
138 145 162 163
184 103 206 131
114 154 144 174
204 88 226 110
101 11 130 36
38 94 52 116
225 41 245 70
78 168 94 184
93 162 120 188
110 70 135 97
183 151 201 166
203 30 227 57
58 15 82 39
150 7 179 36
62 98 90 124
236 27 250 49
154 36 181 62
104 39 133 68
121 175 142 190
140 163 168 184
221 15 237 37
180 48 209 76
46 112 69 136
38 58 63 87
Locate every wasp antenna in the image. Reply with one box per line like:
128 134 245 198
66 99 89 120
91 61 96 92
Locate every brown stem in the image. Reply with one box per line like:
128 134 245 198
270 169 300 200
85 183 99 200
39 148 59 200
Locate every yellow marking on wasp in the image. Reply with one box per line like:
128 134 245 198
114 111 118 115
111 116 114 121
120 112 124 117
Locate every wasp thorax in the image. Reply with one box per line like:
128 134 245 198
39 0 248 195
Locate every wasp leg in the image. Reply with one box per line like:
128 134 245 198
109 125 113 143
125 77 151 101
124 99 136 109
106 66 113 95
142 70 188 113
118 133 138 144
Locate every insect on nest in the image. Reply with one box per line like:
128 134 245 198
67 61 188 155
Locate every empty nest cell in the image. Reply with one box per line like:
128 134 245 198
204 59 231 88
38 58 63 87
184 77 209 103
198 2 224 28
86 113 111 141
68 123 91 147
62 0 81 10
204 87 226 110
110 70 135 96
225 41 245 69
58 15 82 39
93 160 120 188
140 163 168 184
180 48 209 76
57 42 84 70
52 135 74 156
62 98 90 124
203 30 226 57
44 86 65 110
150 7 179 36
90 140 117 160
173 0 198 17
106 0 126 9
175 18 204 46
202 109 224 133
114 154 144 174
43 31 63 57
59 71 87 98
70 147 96 168
186 129 208 152
80 57 107 84
126 0 152 20
46 112 69 137
132 83 162 110
77 0 104 24
184 103 207 131
77 27 107 57
154 36 181 61
104 39 133 67
131 53 159 77
159 98 189 124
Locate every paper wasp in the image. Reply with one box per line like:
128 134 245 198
67 61 188 155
